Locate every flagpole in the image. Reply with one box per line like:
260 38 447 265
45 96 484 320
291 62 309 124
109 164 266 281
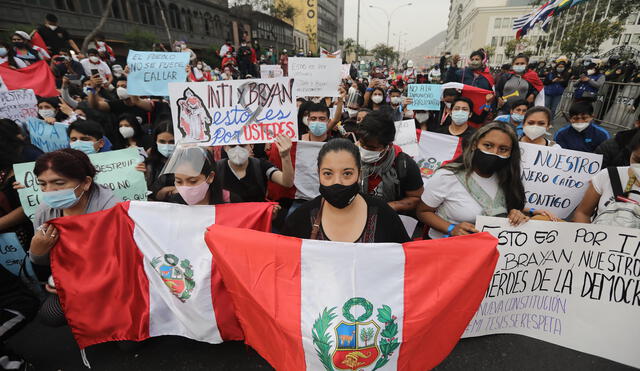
603 0 611 19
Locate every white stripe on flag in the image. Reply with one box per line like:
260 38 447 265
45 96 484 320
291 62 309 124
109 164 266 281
128 201 222 343
300 240 405 370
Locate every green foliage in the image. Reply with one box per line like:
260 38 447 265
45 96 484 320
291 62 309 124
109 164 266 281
559 20 624 56
340 38 368 57
342 297 373 322
0 23 36 43
482 45 496 59
312 307 337 371
124 28 158 51
372 305 399 371
360 327 375 346
370 43 399 64
199 45 222 68
269 0 298 22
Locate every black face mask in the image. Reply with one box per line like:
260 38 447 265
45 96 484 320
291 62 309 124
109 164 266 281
472 149 510 176
319 182 359 209
12 42 25 48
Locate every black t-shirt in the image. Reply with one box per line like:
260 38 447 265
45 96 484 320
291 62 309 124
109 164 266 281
37 25 71 55
220 158 277 203
366 152 423 202
282 195 410 243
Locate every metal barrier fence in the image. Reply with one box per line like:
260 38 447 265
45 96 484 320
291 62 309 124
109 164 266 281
555 81 640 134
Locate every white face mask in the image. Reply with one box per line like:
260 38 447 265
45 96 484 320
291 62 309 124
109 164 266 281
197 64 203 69
359 145 385 164
116 87 130 100
587 69 595 76
346 108 358 117
390 96 403 105
571 122 590 132
89 56 100 63
371 95 383 104
47 24 58 30
523 125 547 141
512 65 526 74
39 109 56 119
119 126 135 139
415 112 430 123
444 102 452 109
226 146 250 166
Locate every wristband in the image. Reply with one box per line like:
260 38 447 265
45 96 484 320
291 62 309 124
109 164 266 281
443 223 456 238
529 208 535 217
86 87 96 94
366 87 374 92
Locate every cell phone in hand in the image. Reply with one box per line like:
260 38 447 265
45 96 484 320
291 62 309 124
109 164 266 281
90 68 99 76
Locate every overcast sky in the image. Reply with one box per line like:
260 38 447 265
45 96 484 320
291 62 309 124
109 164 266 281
343 0 450 52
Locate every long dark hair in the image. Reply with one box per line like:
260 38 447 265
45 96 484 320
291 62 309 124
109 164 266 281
146 121 174 179
0 41 19 69
442 122 525 211
366 87 387 109
0 119 26 171
117 113 145 147
317 138 362 174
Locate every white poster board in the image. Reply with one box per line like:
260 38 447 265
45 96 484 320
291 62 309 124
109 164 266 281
168 78 298 146
288 57 341 97
260 65 284 78
466 216 640 369
294 141 324 200
520 142 602 219
394 120 419 158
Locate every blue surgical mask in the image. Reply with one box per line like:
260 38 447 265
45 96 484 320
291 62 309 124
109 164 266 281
42 184 84 209
157 143 176 158
70 140 97 154
309 121 327 136
512 65 526 74
0 47 7 57
451 111 469 125
511 113 524 123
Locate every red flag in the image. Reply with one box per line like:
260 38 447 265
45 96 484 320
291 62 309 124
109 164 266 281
522 70 544 92
30 31 48 51
49 201 274 349
441 82 493 116
0 60 58 97
205 225 499 371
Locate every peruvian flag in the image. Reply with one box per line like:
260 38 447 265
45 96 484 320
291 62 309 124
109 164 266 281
205 225 499 371
30 31 49 52
441 82 492 116
0 60 58 97
48 201 274 349
416 130 463 179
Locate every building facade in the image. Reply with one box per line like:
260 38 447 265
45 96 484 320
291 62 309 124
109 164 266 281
2 0 231 54
445 0 547 66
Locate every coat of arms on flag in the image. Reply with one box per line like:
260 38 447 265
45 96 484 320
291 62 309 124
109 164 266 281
314 297 398 371
151 254 195 302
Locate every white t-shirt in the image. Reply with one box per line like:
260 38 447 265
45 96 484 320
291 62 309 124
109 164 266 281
80 58 112 80
590 166 640 217
422 169 499 239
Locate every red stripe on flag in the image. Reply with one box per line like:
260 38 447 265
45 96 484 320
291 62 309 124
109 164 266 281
399 233 499 370
209 202 275 341
30 31 49 52
50 202 150 349
0 60 58 97
205 225 305 371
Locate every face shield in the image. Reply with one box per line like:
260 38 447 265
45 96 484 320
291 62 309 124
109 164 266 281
160 144 210 177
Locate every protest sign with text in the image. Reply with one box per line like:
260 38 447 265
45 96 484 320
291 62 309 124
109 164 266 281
168 77 297 146
394 120 419 158
415 130 462 180
293 141 324 200
27 117 69 152
464 216 640 369
259 65 283 78
407 84 441 111
127 51 190 96
520 142 602 219
0 89 37 125
14 148 147 221
288 57 341 97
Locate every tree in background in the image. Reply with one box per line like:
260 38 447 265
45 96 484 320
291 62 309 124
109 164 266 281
124 28 159 51
340 38 369 60
560 20 624 56
81 0 114 53
370 43 398 65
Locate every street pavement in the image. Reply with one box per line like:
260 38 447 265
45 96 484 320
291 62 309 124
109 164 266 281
7 320 633 371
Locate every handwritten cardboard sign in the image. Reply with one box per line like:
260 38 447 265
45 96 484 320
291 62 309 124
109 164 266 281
127 51 190 96
260 65 283 78
288 57 341 97
0 89 37 125
465 216 640 369
394 120 419 158
13 148 147 221
520 142 602 219
168 77 298 146
407 84 441 111
27 117 69 152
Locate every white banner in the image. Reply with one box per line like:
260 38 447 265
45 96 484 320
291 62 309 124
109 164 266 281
294 141 324 200
465 216 640 368
520 142 602 219
415 130 461 180
168 78 297 146
260 65 283 78
289 57 341 97
394 120 419 158
0 89 37 125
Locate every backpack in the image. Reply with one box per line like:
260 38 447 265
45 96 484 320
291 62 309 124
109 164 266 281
592 167 640 228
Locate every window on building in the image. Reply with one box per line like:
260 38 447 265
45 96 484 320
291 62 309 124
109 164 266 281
631 34 640 45
112 1 123 19
622 33 632 45
491 36 498 47
130 0 140 22
626 13 638 25
204 12 212 35
494 18 502 29
79 0 91 13
54 0 76 11
502 18 510 29
499 36 505 47
169 4 181 29
183 9 193 32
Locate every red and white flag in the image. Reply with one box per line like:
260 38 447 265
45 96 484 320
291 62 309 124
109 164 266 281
0 60 58 97
440 82 492 116
49 201 274 349
205 225 499 371
416 130 463 179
